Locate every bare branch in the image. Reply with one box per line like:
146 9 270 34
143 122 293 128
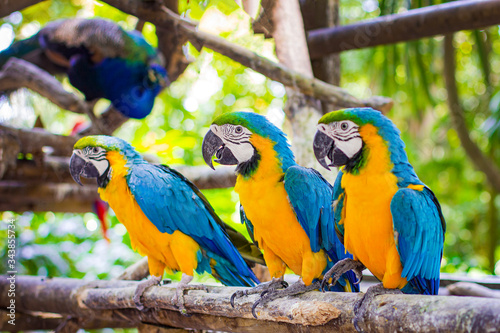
0 181 98 212
447 282 500 298
99 0 392 112
2 275 500 332
443 34 500 193
0 0 45 18
0 58 90 115
308 0 500 58
116 257 150 281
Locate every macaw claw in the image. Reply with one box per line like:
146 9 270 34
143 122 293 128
320 258 365 292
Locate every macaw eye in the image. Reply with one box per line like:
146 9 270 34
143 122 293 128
235 126 243 134
341 122 349 130
93 147 99 154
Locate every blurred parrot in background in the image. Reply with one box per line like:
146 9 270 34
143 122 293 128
202 111 359 318
313 107 445 330
69 135 263 312
0 18 168 119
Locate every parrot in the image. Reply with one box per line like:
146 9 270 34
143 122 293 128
313 107 445 330
69 135 263 312
202 111 359 318
0 18 168 119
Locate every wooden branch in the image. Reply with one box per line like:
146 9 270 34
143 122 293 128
0 0 45 18
0 123 77 157
301 0 341 88
443 34 500 193
0 181 98 212
99 0 392 112
0 310 134 332
116 257 150 281
2 275 500 332
0 58 90 115
175 165 236 189
307 0 500 58
447 282 500 298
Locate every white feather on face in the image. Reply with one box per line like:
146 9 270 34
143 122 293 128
317 120 363 159
210 124 254 163
73 146 110 176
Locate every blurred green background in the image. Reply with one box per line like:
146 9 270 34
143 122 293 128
0 0 499 293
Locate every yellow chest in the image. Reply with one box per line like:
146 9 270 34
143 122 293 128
339 124 405 288
97 152 200 277
234 135 325 279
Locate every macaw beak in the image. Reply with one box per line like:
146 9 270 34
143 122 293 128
69 152 99 186
202 129 239 169
313 130 335 171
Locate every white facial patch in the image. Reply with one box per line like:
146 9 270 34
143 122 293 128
211 124 255 163
77 147 110 176
318 120 363 159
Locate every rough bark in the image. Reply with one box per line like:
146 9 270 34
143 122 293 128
0 0 45 18
301 0 340 86
443 34 500 193
2 275 500 332
308 0 500 58
99 0 392 112
0 58 91 115
0 181 98 212
116 257 150 281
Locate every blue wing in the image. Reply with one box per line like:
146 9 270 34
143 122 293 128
127 163 258 286
391 186 445 295
284 166 358 291
332 170 346 243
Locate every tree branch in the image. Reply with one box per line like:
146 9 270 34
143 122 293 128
307 0 500 58
443 34 500 193
2 275 500 332
0 0 45 18
0 181 98 212
99 0 392 112
0 58 90 115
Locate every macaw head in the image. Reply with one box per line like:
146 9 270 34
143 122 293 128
313 107 403 172
70 135 142 187
202 111 294 176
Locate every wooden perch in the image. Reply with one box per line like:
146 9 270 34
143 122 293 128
447 282 500 298
100 0 392 113
0 181 98 212
0 58 90 115
307 0 500 58
0 58 126 135
1 275 500 332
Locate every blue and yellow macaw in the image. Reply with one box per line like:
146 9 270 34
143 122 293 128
202 111 359 317
313 108 445 329
69 135 262 312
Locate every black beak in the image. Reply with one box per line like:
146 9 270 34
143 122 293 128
313 131 335 171
202 129 239 169
69 153 99 186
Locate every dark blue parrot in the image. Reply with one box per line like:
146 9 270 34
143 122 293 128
0 18 168 119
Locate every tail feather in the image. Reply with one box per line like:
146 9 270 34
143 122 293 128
209 253 259 287
0 35 40 68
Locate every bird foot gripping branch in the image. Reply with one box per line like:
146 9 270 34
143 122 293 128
320 258 365 292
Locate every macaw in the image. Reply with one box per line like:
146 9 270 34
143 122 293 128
313 107 445 330
202 111 359 318
0 18 167 119
69 135 263 312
